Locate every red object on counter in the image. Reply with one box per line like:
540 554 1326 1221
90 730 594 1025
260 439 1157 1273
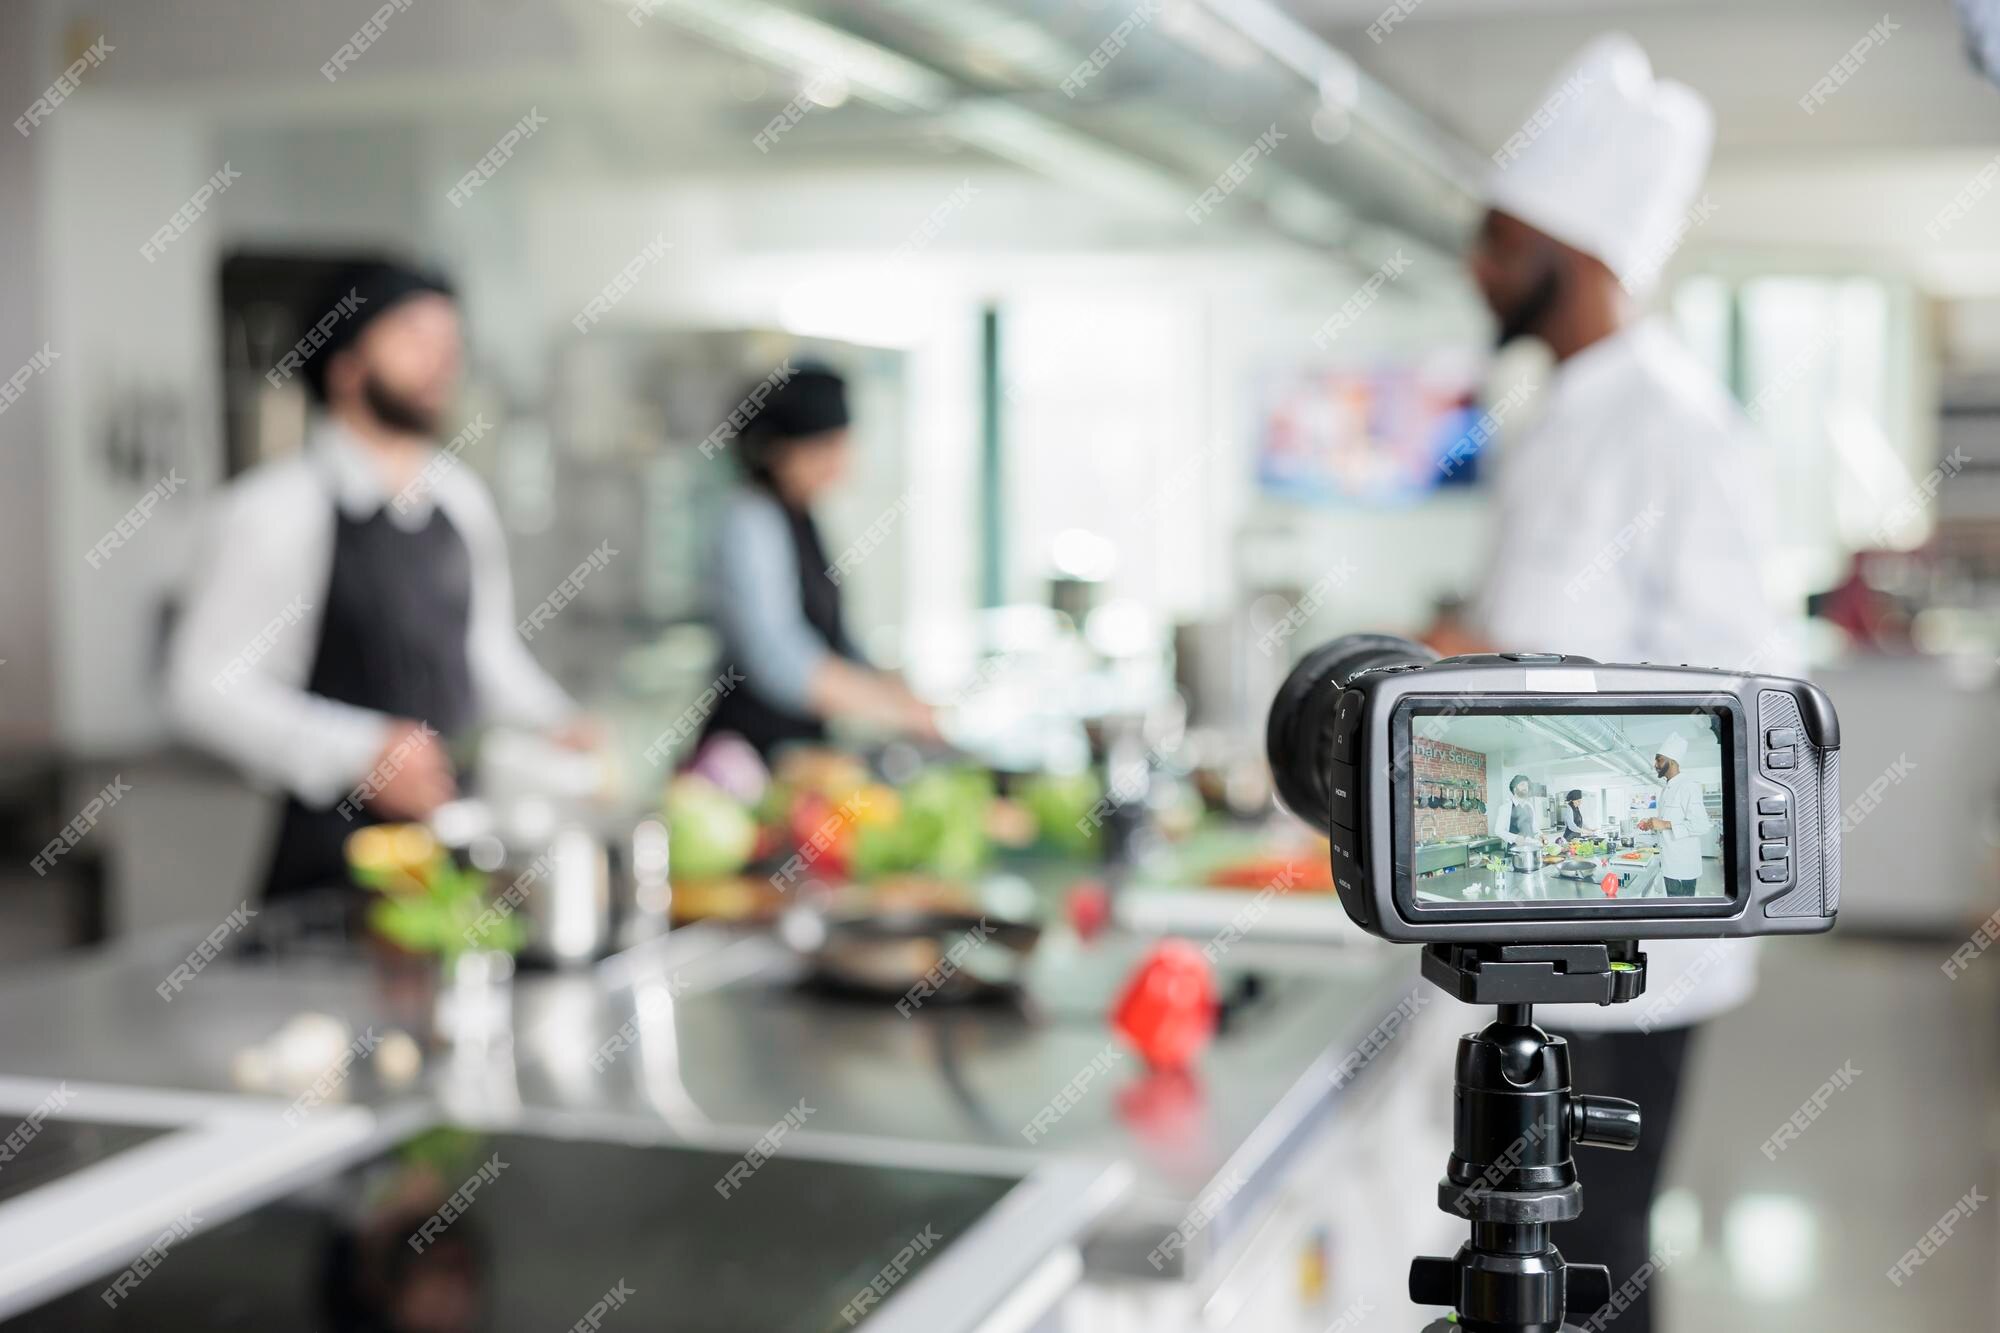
1205 855 1333 892
1067 880 1110 940
1112 939 1219 1070
787 794 853 880
1601 872 1621 899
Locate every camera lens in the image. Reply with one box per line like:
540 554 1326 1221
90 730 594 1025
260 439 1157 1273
1266 633 1436 834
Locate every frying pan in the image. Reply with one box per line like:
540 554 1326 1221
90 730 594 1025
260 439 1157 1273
779 906 1041 1001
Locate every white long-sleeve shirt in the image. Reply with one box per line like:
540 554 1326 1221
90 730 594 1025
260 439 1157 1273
1475 320 1789 671
1473 320 1799 1032
1654 771 1712 880
167 422 576 809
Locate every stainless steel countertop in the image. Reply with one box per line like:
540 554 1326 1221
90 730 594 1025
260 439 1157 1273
0 917 1417 1285
1414 854 1664 903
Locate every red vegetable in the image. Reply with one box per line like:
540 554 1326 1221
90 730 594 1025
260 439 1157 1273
1067 880 1110 940
1112 940 1219 1071
788 793 855 881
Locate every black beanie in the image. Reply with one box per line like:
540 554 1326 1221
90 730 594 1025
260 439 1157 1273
747 365 848 445
300 260 456 404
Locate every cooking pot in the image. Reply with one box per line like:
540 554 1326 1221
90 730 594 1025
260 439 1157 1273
1508 842 1540 874
431 798 667 967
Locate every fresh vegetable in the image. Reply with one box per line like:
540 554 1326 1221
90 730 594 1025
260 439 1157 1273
853 784 901 828
686 732 770 807
787 792 857 881
1066 879 1110 940
344 823 442 894
665 774 760 879
849 765 995 881
1112 939 1218 1071
346 827 525 961
1019 771 1106 856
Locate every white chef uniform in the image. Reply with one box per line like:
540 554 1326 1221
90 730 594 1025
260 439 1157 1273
1470 34 1802 1032
1651 732 1713 885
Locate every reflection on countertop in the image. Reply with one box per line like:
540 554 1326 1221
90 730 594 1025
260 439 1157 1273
0 905 1418 1287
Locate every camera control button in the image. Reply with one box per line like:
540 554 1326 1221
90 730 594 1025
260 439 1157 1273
1759 841 1788 861
1327 760 1361 831
1757 795 1789 815
1765 727 1799 748
1759 817 1790 839
1757 864 1789 883
1330 836 1364 895
1331 690 1365 763
1766 748 1796 769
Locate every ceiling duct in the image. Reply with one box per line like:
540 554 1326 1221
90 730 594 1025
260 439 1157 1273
630 0 1483 268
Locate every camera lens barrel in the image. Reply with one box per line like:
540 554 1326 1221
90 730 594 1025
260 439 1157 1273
1266 633 1436 834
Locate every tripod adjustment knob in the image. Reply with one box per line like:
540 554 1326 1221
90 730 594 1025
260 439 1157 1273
1408 1255 1457 1306
1569 1095 1641 1151
1567 1262 1613 1322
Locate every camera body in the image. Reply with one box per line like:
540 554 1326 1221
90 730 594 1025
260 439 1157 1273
1268 638 1840 944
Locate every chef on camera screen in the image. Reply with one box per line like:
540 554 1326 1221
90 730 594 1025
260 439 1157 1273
1410 711 1727 901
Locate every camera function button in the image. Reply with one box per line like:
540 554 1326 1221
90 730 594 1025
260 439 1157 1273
1758 817 1790 840
1766 748 1796 769
1759 841 1788 862
1331 690 1365 763
1327 760 1361 831
1329 835 1364 895
1498 652 1564 663
1757 864 1789 883
1757 795 1789 815
1765 726 1799 748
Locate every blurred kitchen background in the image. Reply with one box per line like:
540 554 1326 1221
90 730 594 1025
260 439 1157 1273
0 1 1998 1330
7 0 1997 940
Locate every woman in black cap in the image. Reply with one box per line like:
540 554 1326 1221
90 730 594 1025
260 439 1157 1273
1559 788 1599 838
700 365 935 761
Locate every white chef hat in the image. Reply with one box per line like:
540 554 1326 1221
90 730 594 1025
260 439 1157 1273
1484 33 1714 296
1655 732 1690 764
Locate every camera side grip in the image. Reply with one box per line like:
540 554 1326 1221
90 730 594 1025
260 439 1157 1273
1758 686 1841 919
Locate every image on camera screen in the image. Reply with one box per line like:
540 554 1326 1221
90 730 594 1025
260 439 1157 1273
1409 709 1730 904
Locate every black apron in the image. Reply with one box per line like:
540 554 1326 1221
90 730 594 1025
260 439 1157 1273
260 499 477 901
702 494 860 761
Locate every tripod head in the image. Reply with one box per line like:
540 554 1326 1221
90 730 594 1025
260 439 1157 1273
1407 942 1646 1333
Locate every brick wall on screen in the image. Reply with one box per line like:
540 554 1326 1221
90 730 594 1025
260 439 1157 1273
1412 737 1488 840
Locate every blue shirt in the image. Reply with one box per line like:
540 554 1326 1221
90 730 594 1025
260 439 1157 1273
706 487 832 714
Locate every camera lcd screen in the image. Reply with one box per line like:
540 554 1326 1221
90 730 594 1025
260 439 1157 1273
1407 708 1732 905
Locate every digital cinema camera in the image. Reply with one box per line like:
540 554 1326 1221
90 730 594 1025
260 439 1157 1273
1266 635 1840 1332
